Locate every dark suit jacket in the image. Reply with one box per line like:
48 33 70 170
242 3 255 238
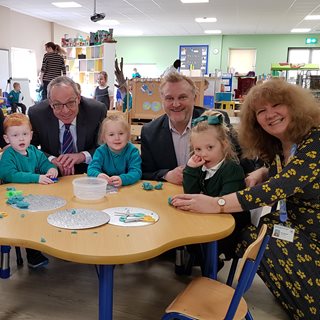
141 106 206 181
28 96 106 174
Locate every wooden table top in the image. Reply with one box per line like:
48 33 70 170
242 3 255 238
0 175 234 265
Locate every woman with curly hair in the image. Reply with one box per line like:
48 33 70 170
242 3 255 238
171 78 320 319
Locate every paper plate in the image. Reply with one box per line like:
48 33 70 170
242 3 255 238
103 207 159 227
10 195 67 212
47 208 110 229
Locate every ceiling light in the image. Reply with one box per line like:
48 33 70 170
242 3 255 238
116 30 143 36
204 29 221 34
304 15 320 20
97 20 120 26
52 2 82 8
291 28 311 33
195 17 217 23
181 0 209 3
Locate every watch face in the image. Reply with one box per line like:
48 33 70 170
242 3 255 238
218 198 226 206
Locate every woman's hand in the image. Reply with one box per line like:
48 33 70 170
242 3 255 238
171 194 217 213
187 155 205 168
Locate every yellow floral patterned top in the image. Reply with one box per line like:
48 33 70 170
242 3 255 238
237 127 320 243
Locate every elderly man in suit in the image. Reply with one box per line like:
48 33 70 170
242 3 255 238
26 76 106 268
28 76 106 176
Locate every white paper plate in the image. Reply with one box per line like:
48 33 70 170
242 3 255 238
47 208 110 229
103 207 159 227
11 195 67 212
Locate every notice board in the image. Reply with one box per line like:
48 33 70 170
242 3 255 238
179 45 208 75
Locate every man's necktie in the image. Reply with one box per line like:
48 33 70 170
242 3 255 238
62 124 74 154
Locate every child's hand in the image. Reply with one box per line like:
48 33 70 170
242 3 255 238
98 173 110 181
46 168 58 178
187 155 205 168
108 176 122 187
39 175 55 184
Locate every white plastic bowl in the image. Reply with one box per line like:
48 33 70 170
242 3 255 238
72 177 107 200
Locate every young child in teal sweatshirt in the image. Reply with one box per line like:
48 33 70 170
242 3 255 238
0 113 58 184
87 114 141 187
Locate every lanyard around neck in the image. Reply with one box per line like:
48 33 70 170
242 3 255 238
275 144 297 223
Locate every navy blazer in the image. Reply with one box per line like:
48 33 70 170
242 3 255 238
141 106 207 181
28 97 106 174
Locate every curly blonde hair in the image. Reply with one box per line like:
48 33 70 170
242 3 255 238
238 78 320 163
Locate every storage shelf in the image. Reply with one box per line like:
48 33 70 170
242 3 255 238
271 63 319 71
65 43 115 98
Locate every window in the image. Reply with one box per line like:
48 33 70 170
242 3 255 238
228 49 256 75
11 47 38 104
287 48 320 84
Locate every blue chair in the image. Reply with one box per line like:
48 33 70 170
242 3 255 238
2 92 13 114
0 246 23 279
162 224 270 320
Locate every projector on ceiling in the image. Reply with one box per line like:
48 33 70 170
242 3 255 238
90 12 105 22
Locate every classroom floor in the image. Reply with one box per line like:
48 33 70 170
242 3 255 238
0 250 290 320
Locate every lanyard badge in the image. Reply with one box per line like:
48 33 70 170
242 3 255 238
272 144 297 242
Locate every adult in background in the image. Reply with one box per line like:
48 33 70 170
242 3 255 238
161 59 181 78
171 78 320 319
28 76 106 176
40 42 66 100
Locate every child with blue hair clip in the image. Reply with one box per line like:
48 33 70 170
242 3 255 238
182 110 250 273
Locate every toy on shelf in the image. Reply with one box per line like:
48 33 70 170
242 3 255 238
61 29 116 48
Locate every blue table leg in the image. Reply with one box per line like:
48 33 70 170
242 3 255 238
99 265 114 320
204 241 218 280
0 245 11 279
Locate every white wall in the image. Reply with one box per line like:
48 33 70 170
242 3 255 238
0 6 86 94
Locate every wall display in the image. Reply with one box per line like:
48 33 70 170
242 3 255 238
130 79 164 120
179 45 208 75
130 78 206 121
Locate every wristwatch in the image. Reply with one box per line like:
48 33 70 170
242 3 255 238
217 197 226 212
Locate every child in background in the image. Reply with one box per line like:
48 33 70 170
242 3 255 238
93 71 114 110
8 82 27 114
87 114 141 187
0 113 58 184
183 110 250 271
132 67 141 78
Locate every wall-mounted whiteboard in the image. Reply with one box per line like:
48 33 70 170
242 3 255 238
0 49 10 92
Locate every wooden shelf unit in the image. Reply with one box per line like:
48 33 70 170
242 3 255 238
64 43 115 98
